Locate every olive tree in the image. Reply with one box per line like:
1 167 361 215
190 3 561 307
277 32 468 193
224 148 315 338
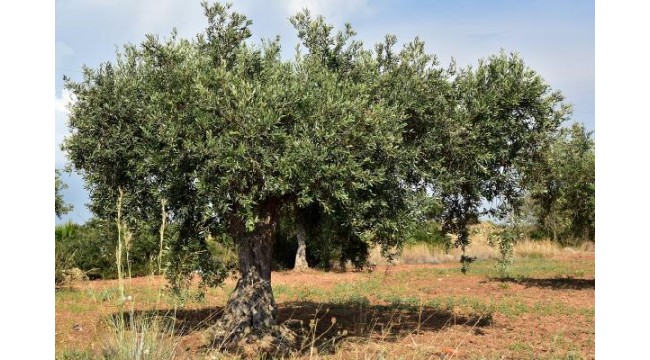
63 1 569 350
434 53 571 269
65 2 414 348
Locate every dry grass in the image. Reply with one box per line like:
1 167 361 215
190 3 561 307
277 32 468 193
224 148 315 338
369 222 593 266
101 311 180 360
513 240 560 259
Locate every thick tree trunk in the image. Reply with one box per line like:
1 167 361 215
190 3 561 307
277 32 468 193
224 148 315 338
293 211 309 271
212 198 294 352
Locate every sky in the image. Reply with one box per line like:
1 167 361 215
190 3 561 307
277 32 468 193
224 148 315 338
54 0 595 224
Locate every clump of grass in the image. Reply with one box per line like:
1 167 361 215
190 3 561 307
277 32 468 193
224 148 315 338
102 312 179 360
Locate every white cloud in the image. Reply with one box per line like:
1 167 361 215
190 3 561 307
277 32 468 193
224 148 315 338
55 88 75 115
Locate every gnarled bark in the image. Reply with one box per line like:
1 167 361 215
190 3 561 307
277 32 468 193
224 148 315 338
212 198 295 352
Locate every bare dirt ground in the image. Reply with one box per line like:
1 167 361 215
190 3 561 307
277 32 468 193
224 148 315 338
56 251 594 359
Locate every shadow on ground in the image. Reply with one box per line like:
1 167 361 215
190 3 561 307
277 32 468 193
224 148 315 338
109 306 225 336
276 299 491 353
492 277 595 290
111 298 492 354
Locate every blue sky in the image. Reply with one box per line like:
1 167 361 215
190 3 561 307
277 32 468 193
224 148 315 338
55 0 595 224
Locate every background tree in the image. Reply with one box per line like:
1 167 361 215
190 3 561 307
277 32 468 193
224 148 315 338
55 169 73 218
430 53 571 270
62 1 570 351
525 123 595 242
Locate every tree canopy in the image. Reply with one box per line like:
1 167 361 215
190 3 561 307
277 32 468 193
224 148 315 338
62 1 571 350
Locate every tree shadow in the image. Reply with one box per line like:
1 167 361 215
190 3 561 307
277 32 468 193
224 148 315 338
109 306 225 336
491 276 595 290
110 298 492 354
277 299 492 355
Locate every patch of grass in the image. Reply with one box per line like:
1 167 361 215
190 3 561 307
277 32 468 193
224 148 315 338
55 349 95 360
459 257 594 279
389 255 593 283
274 284 328 302
62 302 95 314
331 277 382 295
509 341 534 352
56 288 86 302
423 295 589 319
272 284 291 297
86 287 120 303
332 294 371 307
381 294 421 308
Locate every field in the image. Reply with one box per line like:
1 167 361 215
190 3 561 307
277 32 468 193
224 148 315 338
55 243 594 359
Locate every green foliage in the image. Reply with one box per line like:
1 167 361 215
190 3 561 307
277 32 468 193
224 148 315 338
525 123 595 242
405 220 449 249
55 219 171 281
55 169 73 218
401 192 449 250
62 0 570 291
431 52 571 270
